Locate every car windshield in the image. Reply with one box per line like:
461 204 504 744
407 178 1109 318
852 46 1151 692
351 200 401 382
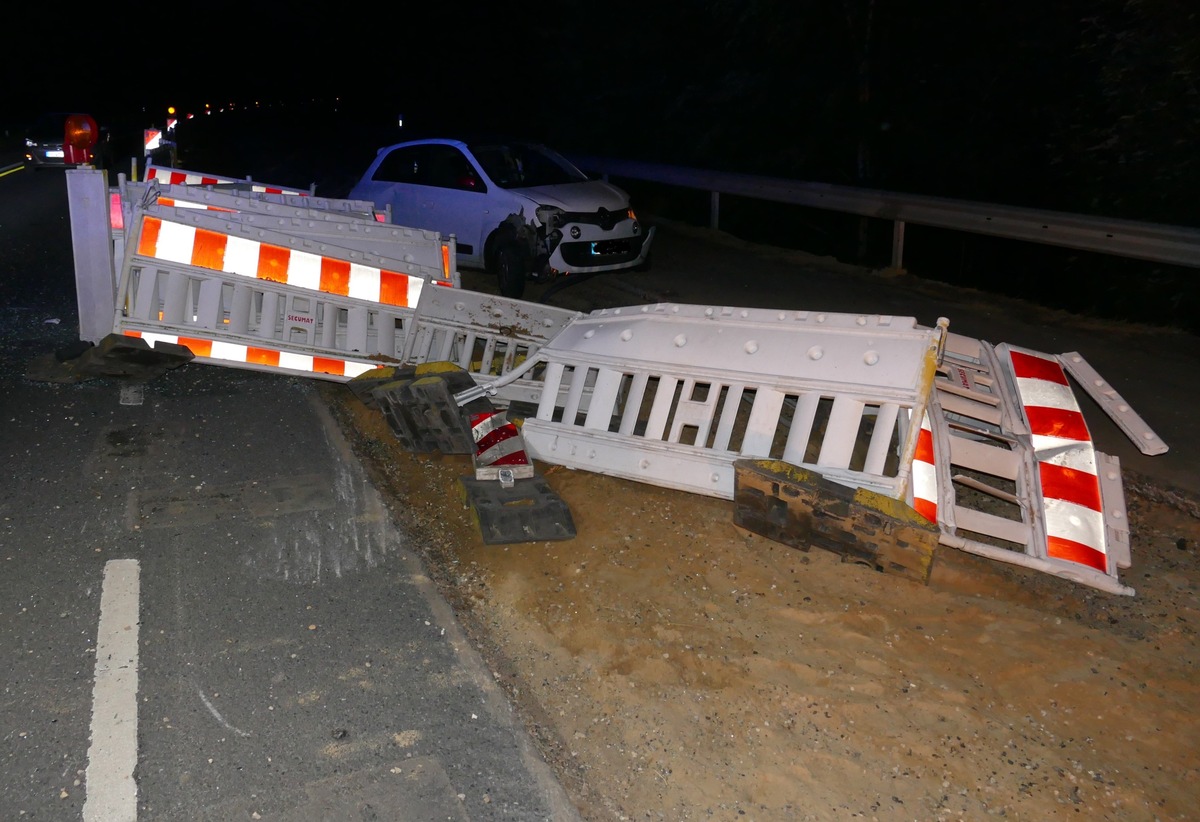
469 142 588 189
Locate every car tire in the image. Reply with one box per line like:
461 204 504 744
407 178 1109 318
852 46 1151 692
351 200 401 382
495 242 527 299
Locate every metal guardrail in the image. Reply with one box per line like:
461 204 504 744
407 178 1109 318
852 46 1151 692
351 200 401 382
568 156 1200 271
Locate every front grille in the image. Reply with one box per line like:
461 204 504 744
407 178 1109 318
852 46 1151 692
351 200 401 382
559 236 645 267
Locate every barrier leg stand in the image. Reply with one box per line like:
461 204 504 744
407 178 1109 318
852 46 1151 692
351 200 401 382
25 334 193 384
370 364 482 454
733 459 939 584
364 361 576 543
458 474 577 545
345 366 406 410
460 384 576 545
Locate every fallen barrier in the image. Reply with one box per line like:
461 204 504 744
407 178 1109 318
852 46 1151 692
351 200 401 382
65 166 1168 594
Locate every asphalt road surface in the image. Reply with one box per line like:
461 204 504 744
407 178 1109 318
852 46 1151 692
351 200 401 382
0 165 578 820
1 140 1196 820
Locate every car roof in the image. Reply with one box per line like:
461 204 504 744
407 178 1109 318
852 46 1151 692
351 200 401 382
376 134 548 153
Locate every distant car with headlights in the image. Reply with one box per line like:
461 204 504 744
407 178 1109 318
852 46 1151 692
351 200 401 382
23 112 106 170
348 137 654 298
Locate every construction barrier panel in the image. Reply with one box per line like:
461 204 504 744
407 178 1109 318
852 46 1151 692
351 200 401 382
68 166 1168 595
470 303 945 502
145 163 313 195
923 333 1136 595
110 198 456 380
399 286 579 406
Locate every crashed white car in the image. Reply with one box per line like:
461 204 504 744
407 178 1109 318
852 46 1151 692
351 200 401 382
348 137 654 298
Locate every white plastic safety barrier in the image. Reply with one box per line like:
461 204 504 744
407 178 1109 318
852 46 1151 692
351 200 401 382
145 164 312 195
465 302 946 501
120 178 380 221
68 166 1169 596
127 191 458 288
111 199 455 380
107 176 446 304
132 202 451 297
924 333 1136 595
455 304 1164 595
400 286 580 406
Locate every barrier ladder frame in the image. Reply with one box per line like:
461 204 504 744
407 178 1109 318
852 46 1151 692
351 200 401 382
110 201 446 381
924 332 1135 595
462 302 946 502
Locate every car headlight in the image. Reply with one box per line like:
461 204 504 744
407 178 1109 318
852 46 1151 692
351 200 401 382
24 138 36 148
536 205 565 228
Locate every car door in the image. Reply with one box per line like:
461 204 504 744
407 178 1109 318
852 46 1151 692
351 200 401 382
356 144 424 230
361 143 491 267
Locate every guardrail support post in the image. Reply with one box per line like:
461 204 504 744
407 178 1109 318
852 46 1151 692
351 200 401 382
891 219 906 272
710 191 721 231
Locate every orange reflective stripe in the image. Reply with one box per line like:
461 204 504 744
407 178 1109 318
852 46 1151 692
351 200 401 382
138 217 161 255
320 257 351 294
1047 535 1107 572
257 243 290 283
379 271 410 306
312 356 345 375
246 347 281 367
176 336 213 357
1039 461 1102 512
914 425 934 463
109 193 124 230
913 498 937 522
192 227 228 270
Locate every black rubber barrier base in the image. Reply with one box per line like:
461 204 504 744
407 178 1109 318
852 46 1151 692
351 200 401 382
371 366 486 455
26 333 193 383
733 458 939 584
458 475 577 545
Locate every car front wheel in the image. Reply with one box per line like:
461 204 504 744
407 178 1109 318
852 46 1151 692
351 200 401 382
494 242 527 299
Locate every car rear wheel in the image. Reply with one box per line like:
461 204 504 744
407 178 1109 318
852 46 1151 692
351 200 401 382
494 242 527 299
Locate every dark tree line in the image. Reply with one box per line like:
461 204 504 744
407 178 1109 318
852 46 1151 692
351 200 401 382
11 1 1196 329
539 0 1197 227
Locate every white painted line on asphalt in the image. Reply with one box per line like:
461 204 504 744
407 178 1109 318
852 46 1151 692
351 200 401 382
84 559 140 822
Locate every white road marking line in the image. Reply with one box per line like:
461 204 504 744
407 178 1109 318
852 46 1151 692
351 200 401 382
84 559 140 822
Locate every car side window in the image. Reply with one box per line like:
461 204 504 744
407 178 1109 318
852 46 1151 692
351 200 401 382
372 146 423 184
423 145 484 192
372 145 484 193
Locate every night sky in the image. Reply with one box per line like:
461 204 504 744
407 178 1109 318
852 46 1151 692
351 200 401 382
6 2 1197 330
9 3 1195 219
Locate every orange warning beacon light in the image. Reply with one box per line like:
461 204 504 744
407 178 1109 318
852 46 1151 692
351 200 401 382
63 113 99 165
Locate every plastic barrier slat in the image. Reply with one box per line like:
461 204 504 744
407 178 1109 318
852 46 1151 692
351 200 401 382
953 506 1032 545
643 375 678 441
618 373 650 436
818 396 866 469
586 368 624 431
781 391 820 464
196 278 223 330
536 363 566 421
742 388 786 456
948 435 1021 480
864 403 901 476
